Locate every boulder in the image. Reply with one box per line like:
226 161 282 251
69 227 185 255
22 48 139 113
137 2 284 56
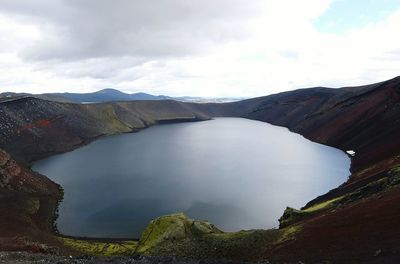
278 207 308 228
136 213 221 253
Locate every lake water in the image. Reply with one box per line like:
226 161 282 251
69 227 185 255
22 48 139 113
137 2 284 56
32 118 350 238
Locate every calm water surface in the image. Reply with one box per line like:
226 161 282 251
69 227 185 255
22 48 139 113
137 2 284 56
32 118 350 238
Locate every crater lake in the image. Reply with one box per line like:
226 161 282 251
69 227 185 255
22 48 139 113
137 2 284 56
32 118 350 238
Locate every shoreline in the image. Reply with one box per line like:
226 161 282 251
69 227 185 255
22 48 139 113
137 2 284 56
43 116 352 243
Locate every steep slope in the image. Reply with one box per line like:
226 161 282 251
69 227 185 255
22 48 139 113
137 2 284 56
0 148 62 252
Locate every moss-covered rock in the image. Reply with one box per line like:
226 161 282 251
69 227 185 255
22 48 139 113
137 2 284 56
390 165 400 175
338 172 400 205
278 207 309 228
279 196 344 228
142 227 282 260
136 213 221 253
60 237 138 256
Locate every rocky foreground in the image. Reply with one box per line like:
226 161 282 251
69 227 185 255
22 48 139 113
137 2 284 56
0 252 256 264
1 76 400 263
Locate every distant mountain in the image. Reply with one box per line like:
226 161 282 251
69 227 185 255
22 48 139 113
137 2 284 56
45 89 172 103
0 89 244 103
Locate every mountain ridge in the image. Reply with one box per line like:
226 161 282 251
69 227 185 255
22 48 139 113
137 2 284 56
0 89 243 104
48 88 172 102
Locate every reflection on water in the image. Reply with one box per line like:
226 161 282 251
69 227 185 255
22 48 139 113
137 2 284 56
32 118 350 238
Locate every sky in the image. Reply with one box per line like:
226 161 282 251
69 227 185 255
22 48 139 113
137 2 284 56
0 0 399 97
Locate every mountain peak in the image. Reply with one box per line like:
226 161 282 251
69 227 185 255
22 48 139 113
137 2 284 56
42 89 169 103
96 88 126 94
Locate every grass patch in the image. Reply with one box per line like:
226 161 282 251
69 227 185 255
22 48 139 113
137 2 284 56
60 237 138 256
275 225 301 244
93 105 131 132
303 196 343 212
390 165 400 174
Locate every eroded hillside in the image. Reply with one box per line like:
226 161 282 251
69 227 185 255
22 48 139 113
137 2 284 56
0 98 210 163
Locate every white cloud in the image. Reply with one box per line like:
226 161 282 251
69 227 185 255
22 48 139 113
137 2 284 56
0 0 399 96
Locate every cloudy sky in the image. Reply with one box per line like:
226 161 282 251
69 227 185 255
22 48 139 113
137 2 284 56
0 0 400 97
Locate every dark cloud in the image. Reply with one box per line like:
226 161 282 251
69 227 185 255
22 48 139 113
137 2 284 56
0 0 261 61
2 0 397 96
32 57 147 79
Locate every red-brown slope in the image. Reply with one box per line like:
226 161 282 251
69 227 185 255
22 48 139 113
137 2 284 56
0 148 62 251
265 186 400 263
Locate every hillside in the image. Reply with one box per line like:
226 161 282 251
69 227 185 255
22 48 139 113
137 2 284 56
0 98 210 163
0 77 400 262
